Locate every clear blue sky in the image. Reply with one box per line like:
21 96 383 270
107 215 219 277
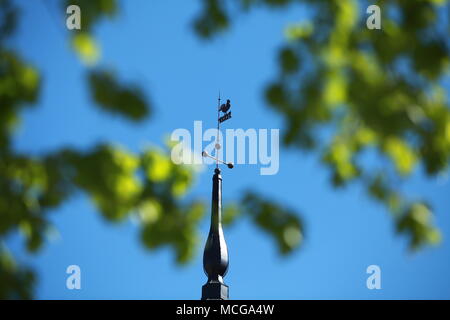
5 0 450 299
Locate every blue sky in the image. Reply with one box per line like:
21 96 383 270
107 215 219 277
4 0 450 299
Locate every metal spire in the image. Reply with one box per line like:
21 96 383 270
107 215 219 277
201 95 233 300
201 167 229 300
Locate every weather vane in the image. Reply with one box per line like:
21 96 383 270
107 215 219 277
200 94 233 300
202 93 234 169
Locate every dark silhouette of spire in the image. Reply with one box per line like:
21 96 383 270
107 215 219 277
201 167 229 300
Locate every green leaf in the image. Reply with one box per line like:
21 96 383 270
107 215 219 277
72 33 100 65
241 192 304 254
88 70 151 121
397 203 441 250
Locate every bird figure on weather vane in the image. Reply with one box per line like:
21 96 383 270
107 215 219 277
219 99 231 113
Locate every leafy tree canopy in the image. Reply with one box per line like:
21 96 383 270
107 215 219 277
194 0 449 249
1 0 449 298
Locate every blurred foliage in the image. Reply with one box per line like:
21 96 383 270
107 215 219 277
221 194 304 255
0 0 153 298
241 192 304 254
65 0 117 32
0 246 34 299
66 0 116 63
0 0 296 298
1 0 449 299
88 70 150 121
193 0 229 38
194 0 450 250
72 33 100 65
